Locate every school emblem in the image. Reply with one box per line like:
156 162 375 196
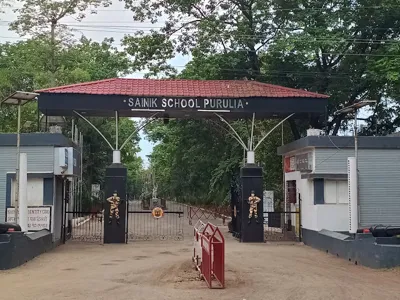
152 207 164 219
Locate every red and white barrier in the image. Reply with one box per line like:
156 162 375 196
193 220 206 271
192 221 225 289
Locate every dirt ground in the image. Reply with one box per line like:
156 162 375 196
1 220 400 300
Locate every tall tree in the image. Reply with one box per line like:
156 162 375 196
122 0 283 78
146 52 293 205
261 1 400 135
123 0 400 136
0 36 139 195
10 0 112 86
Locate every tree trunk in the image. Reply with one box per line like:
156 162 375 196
288 119 301 140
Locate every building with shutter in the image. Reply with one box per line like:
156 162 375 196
277 135 400 268
0 133 81 243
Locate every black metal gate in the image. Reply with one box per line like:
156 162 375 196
126 200 184 241
62 192 185 243
263 194 302 242
62 180 104 244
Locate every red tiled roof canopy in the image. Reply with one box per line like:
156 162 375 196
36 78 328 99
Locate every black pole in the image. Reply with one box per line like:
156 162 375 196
37 105 40 132
61 179 65 244
45 110 48 131
125 199 128 244
299 193 302 242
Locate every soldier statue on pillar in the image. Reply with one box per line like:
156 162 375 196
107 190 121 225
248 190 261 224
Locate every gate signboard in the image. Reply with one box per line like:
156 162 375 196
6 206 52 231
263 191 274 224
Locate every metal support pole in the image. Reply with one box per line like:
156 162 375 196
282 122 285 213
250 113 255 150
80 132 83 213
115 111 119 150
354 109 360 228
354 109 358 172
73 110 114 150
15 102 21 220
72 118 75 141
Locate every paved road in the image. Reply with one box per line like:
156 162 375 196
1 224 400 300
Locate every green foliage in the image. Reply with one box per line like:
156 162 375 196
146 116 293 205
122 0 281 77
123 0 400 136
146 119 243 205
74 116 142 196
262 0 400 135
0 35 141 201
10 0 112 37
179 51 251 80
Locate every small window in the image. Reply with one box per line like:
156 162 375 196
314 178 324 204
337 181 348 204
324 180 337 204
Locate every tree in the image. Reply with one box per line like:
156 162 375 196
0 0 11 14
75 116 142 199
0 37 130 131
260 1 400 135
122 0 283 78
10 0 112 85
0 36 140 196
123 0 400 136
145 51 293 205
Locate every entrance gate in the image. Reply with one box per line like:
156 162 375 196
38 78 328 244
62 199 184 243
127 200 184 241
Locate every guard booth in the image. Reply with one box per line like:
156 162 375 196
0 133 81 243
35 78 328 243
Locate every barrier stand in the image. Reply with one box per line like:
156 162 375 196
193 220 206 271
200 222 225 289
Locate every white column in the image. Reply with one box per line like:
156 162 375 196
18 153 28 232
113 150 121 164
247 151 255 164
348 157 358 234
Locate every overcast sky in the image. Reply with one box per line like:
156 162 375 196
0 0 190 167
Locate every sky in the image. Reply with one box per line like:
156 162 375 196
0 0 191 168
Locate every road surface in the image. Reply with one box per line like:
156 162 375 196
1 221 400 300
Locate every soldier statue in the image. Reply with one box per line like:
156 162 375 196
248 190 261 224
107 190 121 225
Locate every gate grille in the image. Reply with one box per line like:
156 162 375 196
65 212 104 243
127 200 184 241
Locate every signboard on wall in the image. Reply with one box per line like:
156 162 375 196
296 152 313 172
6 206 52 231
91 184 100 198
285 152 313 173
263 191 274 224
284 156 296 172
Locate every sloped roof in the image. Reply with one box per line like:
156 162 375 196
36 78 328 99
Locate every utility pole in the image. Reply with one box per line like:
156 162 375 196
50 19 56 87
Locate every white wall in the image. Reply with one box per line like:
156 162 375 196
316 205 348 231
284 172 349 232
11 178 44 206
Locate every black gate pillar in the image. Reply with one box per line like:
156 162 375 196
240 164 264 243
104 163 127 244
